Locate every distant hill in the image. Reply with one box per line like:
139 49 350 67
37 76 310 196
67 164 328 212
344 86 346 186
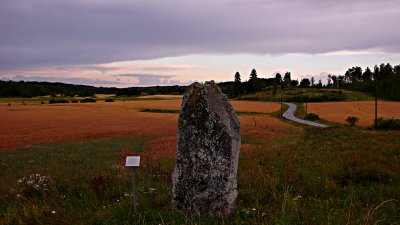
0 80 187 98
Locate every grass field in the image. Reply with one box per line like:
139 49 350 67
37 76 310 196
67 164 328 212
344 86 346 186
1 98 400 224
1 127 399 224
308 101 400 126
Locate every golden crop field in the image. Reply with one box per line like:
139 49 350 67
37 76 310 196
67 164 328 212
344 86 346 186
308 101 400 126
0 100 294 151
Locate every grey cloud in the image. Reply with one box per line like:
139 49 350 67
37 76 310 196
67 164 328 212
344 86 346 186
114 74 175 79
1 0 399 69
114 73 175 86
113 73 192 86
55 65 116 74
3 75 124 86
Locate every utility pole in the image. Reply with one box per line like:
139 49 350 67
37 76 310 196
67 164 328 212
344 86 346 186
280 94 283 118
305 99 308 116
375 85 378 130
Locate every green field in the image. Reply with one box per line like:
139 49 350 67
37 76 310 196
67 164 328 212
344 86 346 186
238 88 374 102
1 126 399 224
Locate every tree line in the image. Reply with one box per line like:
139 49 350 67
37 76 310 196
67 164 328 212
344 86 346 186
1 62 399 100
220 63 400 100
0 80 186 98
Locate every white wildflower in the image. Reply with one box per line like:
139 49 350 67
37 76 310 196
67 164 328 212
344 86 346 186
293 195 302 201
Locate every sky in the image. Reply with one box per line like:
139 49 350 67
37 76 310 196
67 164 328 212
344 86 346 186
1 0 400 87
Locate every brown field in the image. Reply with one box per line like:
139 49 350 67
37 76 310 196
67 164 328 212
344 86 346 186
0 100 297 151
308 101 400 126
136 94 183 99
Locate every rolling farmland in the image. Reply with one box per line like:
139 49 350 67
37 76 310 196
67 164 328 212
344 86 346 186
308 101 400 126
0 100 290 151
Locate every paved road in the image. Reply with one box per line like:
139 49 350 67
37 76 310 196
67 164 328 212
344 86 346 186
282 102 328 128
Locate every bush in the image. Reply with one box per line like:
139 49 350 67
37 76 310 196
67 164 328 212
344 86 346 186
41 101 44 104
105 99 114 102
49 98 69 104
376 118 400 129
346 116 359 126
305 113 320 120
71 99 78 103
80 98 96 103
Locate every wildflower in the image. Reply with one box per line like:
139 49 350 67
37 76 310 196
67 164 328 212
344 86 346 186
293 195 302 201
241 209 250 214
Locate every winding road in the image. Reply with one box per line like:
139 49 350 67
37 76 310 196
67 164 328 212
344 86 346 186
282 102 328 128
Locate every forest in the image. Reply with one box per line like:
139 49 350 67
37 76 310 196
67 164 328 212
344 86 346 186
220 63 400 100
1 63 399 100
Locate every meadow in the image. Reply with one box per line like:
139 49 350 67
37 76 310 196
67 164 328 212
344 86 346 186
1 98 400 224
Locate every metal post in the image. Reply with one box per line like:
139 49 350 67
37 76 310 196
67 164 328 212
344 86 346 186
131 168 136 210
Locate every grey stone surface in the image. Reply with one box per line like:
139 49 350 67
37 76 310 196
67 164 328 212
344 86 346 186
172 81 241 217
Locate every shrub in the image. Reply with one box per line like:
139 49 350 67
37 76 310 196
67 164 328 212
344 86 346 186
105 99 114 102
305 113 320 120
71 99 78 103
41 101 44 104
346 116 359 126
49 99 69 104
80 98 96 103
376 118 400 129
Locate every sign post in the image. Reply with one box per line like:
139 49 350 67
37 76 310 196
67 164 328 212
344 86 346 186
125 156 141 211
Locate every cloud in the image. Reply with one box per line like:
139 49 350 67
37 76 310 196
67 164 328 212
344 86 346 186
113 73 193 86
55 63 197 73
3 75 125 86
300 72 332 84
1 0 399 70
114 73 174 86
55 65 116 74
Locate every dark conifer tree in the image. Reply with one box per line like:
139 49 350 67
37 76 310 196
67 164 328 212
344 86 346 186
249 68 258 81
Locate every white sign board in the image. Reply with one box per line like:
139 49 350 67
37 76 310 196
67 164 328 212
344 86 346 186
125 156 141 167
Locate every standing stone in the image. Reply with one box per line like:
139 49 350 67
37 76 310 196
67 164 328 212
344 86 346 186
172 81 241 217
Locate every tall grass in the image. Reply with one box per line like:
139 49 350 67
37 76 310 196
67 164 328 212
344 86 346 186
1 128 399 224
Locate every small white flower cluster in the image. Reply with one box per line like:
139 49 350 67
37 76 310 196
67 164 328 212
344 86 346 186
142 187 157 194
123 192 132 197
152 171 166 177
241 208 268 217
14 173 52 196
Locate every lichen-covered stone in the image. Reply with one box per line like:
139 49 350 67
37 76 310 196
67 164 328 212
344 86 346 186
172 81 241 217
